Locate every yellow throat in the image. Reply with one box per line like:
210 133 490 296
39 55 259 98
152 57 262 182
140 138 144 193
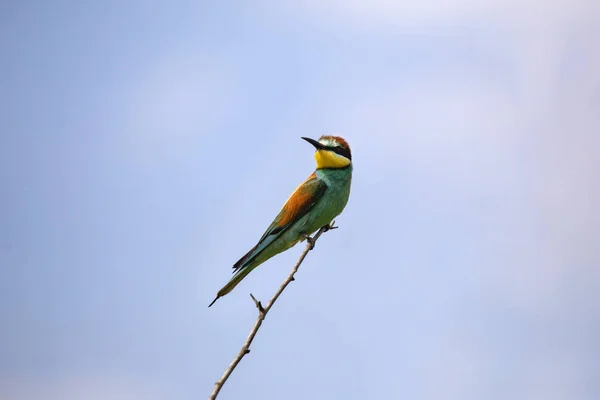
315 149 351 169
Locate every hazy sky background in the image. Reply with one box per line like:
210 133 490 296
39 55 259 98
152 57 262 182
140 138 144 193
1 1 599 399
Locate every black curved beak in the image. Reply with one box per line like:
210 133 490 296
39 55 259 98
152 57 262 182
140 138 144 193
301 137 326 150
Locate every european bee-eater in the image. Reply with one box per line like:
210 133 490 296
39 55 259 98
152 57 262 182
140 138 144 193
209 135 352 307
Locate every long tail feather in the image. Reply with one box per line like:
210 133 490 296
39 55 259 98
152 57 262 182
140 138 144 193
208 262 258 307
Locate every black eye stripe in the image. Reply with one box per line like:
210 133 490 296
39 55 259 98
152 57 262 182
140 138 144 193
327 146 352 160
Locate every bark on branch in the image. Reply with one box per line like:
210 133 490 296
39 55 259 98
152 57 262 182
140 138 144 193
208 221 338 400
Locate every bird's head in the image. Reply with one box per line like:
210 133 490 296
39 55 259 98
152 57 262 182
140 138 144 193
301 135 352 169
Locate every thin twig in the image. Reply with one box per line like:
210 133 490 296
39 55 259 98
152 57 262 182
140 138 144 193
208 221 337 400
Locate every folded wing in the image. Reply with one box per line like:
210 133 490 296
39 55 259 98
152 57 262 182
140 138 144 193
233 172 327 272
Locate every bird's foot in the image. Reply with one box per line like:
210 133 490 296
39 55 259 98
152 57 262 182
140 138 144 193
324 220 338 232
301 233 315 250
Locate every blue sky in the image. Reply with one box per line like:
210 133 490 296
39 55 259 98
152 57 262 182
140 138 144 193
1 1 599 399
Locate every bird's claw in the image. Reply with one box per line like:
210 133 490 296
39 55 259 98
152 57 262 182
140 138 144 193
324 220 338 232
301 233 315 249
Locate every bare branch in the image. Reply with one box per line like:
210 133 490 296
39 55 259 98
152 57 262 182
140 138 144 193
208 221 337 400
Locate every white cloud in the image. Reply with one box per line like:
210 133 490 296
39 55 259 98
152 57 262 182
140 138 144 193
267 0 599 30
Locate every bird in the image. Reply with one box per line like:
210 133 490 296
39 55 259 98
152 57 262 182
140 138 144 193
209 135 353 307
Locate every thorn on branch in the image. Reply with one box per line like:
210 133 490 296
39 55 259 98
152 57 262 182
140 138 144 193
290 276 295 281
244 349 251 354
250 293 265 313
